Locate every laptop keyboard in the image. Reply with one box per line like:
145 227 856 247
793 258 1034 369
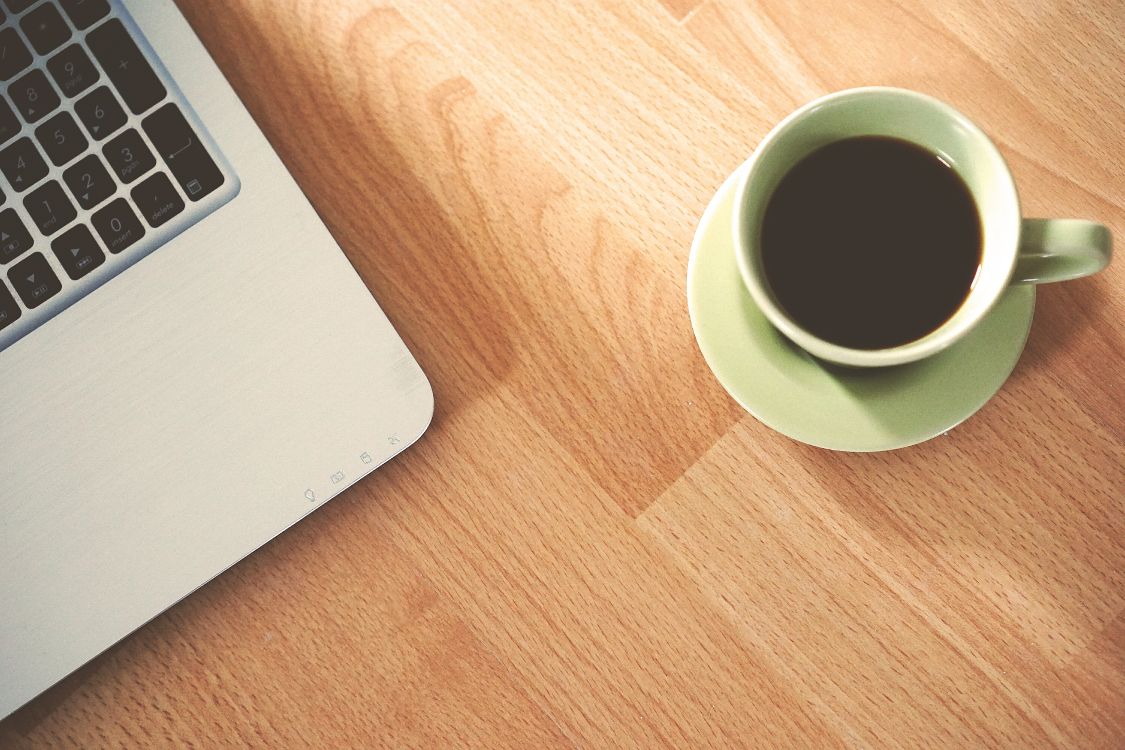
0 0 238 351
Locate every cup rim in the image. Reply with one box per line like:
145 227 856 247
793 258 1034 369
732 86 1021 367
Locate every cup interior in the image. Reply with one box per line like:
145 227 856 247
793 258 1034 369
734 88 1021 367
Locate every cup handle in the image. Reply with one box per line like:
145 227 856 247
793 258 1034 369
1013 219 1112 284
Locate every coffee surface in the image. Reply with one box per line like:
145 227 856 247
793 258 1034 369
762 136 982 350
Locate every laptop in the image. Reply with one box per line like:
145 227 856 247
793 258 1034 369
0 0 433 717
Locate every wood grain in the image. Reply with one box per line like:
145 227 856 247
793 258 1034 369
3 0 1123 747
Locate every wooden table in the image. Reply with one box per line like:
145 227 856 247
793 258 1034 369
4 1 1123 747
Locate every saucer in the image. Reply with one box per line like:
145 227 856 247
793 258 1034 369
687 170 1035 452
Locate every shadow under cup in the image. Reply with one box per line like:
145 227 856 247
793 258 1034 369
733 87 1022 368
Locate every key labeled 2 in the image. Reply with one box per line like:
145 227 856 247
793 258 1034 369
63 154 115 210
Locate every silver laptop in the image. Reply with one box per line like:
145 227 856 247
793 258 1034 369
0 0 433 717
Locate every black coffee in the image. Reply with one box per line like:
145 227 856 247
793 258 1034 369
761 136 982 350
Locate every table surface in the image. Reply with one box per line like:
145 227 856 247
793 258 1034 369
4 0 1123 747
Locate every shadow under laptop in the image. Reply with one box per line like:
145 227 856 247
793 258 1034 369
1 648 118 740
179 7 530 432
176 1 755 521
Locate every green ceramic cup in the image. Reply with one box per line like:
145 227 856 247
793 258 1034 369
732 87 1112 368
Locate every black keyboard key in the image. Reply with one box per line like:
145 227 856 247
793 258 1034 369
24 180 75 235
36 110 87 166
59 0 110 29
92 197 143 253
3 0 38 13
0 98 19 145
0 280 20 330
63 153 114 209
75 85 125 140
0 206 33 263
20 3 71 55
47 44 99 98
9 252 61 308
9 69 61 123
131 172 183 228
104 128 154 184
52 223 103 279
0 137 48 191
0 27 32 81
142 104 224 201
87 19 166 115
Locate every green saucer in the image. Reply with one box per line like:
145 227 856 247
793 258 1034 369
687 171 1035 452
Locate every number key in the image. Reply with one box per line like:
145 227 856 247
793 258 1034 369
0 206 33 263
20 3 72 56
63 153 115 210
36 111 88 166
47 44 99 99
92 198 144 254
104 129 155 184
0 27 32 82
0 137 49 192
24 180 76 235
75 86 126 140
9 69 61 123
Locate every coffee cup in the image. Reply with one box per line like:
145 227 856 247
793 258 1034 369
732 87 1112 368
